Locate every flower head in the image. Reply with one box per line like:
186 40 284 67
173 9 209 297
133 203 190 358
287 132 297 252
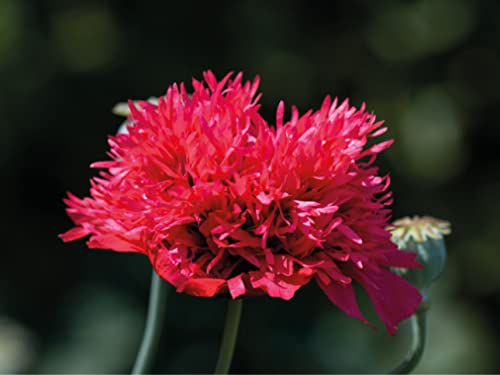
60 71 422 334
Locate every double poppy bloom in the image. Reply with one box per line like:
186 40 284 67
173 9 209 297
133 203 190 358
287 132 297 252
61 71 421 334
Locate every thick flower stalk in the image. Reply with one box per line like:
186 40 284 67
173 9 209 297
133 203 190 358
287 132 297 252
388 216 450 374
60 71 421 334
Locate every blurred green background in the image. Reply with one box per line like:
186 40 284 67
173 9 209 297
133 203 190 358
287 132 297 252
1 0 499 373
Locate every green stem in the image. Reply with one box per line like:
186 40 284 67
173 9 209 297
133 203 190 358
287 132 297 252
214 299 243 375
131 270 169 375
389 310 427 374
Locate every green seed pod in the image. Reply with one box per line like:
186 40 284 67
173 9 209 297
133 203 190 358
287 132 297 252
389 216 450 293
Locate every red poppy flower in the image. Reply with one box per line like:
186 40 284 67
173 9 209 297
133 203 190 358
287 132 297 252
60 71 422 334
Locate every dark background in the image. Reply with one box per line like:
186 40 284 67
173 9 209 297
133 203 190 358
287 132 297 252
1 0 499 373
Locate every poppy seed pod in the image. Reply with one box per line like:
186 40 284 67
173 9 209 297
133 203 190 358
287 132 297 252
389 216 450 293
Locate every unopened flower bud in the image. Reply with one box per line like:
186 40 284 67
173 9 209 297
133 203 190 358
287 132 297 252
113 98 159 134
112 97 159 117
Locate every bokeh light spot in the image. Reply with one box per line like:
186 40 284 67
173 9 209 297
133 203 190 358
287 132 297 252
366 0 476 62
397 87 466 185
0 0 24 66
51 5 120 73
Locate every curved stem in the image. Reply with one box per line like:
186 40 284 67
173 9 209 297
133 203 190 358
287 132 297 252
131 270 169 374
389 310 427 374
214 299 243 375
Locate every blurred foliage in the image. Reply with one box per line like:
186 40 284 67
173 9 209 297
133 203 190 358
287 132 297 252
1 0 500 373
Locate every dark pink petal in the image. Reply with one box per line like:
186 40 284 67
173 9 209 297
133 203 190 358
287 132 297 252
153 248 190 289
178 278 227 297
378 250 423 269
87 234 142 253
227 274 247 299
90 161 118 169
361 139 394 157
272 254 295 276
346 265 422 335
338 224 363 244
276 100 285 129
256 192 273 205
249 271 312 300
369 126 388 137
316 276 370 325
59 227 89 242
